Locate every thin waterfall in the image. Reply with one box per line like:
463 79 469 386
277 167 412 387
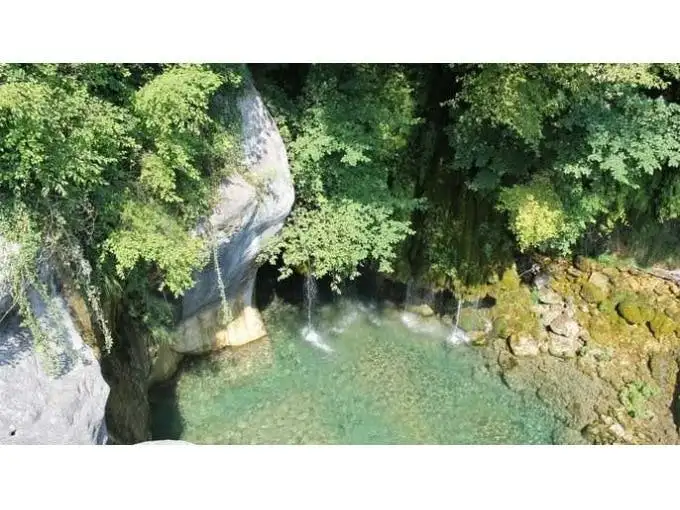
301 272 333 353
304 272 317 330
404 278 415 308
454 297 462 330
447 294 470 345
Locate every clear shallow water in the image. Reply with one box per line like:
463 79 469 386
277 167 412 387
150 299 565 444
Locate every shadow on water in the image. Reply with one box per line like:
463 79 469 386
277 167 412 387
255 259 503 321
149 353 234 441
149 370 185 441
255 260 337 310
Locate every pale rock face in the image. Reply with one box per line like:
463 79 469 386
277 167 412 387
549 314 580 339
538 304 564 327
508 334 540 357
148 343 184 385
0 252 109 445
172 80 294 355
548 332 582 359
588 271 610 294
538 288 563 305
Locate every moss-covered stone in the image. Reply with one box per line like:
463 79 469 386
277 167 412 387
406 304 435 317
499 266 520 291
508 333 539 356
617 300 646 325
648 312 676 339
597 299 617 316
458 309 488 332
639 305 657 323
538 287 563 305
493 316 510 338
581 282 606 304
574 255 594 273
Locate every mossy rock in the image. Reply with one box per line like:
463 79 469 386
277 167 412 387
487 273 500 285
640 305 656 323
499 266 520 291
664 307 680 323
406 304 435 317
597 299 617 316
581 282 606 304
574 256 594 273
648 313 676 339
616 300 647 325
493 316 510 338
458 309 488 333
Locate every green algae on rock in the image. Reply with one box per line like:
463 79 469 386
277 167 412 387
648 312 676 339
581 281 607 304
617 300 647 325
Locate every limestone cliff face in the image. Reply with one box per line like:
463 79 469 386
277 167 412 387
0 240 109 445
172 80 294 355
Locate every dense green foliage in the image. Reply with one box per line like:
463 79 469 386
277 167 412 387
5 62 680 353
259 65 420 288
451 64 680 257
255 63 680 292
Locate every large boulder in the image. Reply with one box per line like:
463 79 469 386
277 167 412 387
0 248 109 445
548 332 582 359
172 80 294 355
537 287 562 305
580 282 607 304
548 314 580 338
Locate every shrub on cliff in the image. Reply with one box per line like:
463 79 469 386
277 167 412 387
0 64 245 351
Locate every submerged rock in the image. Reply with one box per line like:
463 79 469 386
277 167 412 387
508 334 539 357
553 426 589 445
406 303 435 318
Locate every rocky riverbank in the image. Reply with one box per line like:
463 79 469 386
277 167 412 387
441 257 680 444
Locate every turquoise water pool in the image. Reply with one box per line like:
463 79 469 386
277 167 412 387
150 299 565 444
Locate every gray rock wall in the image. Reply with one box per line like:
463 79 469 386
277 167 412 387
0 247 110 444
181 80 294 321
172 79 294 353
